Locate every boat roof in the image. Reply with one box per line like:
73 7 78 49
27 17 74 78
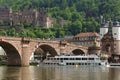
53 55 99 58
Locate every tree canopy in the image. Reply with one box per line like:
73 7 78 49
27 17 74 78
0 0 120 38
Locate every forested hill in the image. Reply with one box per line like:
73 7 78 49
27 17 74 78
0 0 120 38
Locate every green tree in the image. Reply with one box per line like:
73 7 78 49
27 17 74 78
68 20 82 35
7 28 18 37
0 20 4 26
0 30 7 36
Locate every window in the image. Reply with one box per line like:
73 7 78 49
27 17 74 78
114 33 117 35
82 58 87 60
47 58 50 60
88 58 94 60
76 58 81 60
64 58 68 60
60 58 63 60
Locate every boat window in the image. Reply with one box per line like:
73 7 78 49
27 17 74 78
85 63 87 65
79 63 81 65
82 63 84 65
70 63 74 65
47 58 50 60
57 58 59 60
82 58 87 60
51 58 53 60
70 58 74 60
88 63 90 65
64 58 68 60
88 58 94 60
76 58 81 60
60 58 63 60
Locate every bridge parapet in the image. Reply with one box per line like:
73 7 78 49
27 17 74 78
21 38 30 44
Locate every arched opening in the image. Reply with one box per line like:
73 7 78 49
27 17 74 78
30 44 57 63
72 49 85 55
0 41 21 66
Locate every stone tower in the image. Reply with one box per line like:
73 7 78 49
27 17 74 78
112 21 120 55
100 21 114 55
101 21 120 55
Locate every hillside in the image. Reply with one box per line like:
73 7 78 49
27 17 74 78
0 0 120 38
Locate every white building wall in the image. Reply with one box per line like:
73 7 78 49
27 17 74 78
112 27 120 40
112 26 120 55
100 28 108 39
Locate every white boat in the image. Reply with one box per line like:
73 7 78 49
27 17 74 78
43 55 108 66
108 63 120 66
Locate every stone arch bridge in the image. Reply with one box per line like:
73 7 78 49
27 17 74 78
0 36 88 66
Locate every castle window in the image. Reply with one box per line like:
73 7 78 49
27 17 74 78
114 33 117 35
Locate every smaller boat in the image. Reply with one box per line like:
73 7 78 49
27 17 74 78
43 54 108 66
108 63 120 66
107 55 120 66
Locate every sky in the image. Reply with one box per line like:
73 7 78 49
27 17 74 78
0 47 5 55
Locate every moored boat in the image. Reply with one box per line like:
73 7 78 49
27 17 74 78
43 54 107 66
108 63 120 66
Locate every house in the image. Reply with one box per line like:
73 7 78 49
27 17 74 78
71 32 100 47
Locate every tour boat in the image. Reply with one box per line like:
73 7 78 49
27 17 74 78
43 55 108 66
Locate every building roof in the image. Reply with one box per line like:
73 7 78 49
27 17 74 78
74 32 100 37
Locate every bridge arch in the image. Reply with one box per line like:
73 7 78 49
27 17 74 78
0 41 21 66
72 49 85 55
39 44 58 56
33 44 58 61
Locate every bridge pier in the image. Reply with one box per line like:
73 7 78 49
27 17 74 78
21 44 30 66
21 38 31 66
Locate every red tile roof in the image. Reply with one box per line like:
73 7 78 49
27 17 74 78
75 32 100 37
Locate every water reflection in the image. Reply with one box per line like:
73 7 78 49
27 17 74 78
0 65 120 80
108 67 120 80
31 65 109 80
0 66 31 80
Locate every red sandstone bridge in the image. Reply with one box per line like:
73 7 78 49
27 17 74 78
0 36 88 66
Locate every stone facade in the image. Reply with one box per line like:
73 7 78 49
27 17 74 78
101 33 114 55
0 6 69 29
71 32 100 47
0 6 11 28
65 32 101 55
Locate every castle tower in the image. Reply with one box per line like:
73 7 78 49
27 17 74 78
100 21 114 55
100 20 109 39
112 21 120 55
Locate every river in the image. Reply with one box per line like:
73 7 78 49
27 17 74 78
0 65 119 80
